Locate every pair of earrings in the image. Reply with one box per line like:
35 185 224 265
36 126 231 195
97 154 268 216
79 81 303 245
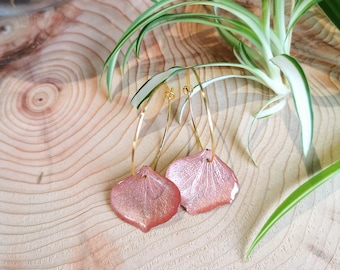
110 68 239 232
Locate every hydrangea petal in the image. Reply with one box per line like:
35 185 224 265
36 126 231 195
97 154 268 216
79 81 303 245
110 166 181 232
166 149 239 214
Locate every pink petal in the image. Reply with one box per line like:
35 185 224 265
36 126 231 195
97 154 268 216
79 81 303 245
110 166 181 232
166 149 239 214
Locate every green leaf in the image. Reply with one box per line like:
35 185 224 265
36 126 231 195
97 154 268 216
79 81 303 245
193 62 278 92
103 0 179 87
246 159 340 259
255 98 287 119
271 54 313 156
122 39 138 76
179 73 262 123
234 42 260 69
248 94 287 164
106 53 119 102
213 5 241 48
319 0 340 30
135 13 264 57
285 0 322 52
130 66 186 108
261 0 271 41
288 0 322 33
273 0 287 50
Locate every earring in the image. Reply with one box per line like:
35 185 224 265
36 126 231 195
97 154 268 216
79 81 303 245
165 68 240 215
110 85 181 232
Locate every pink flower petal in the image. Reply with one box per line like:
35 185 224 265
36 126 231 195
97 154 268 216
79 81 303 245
110 166 181 232
166 149 239 214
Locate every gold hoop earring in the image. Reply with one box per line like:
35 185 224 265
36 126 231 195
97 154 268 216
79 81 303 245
110 85 180 232
165 68 240 215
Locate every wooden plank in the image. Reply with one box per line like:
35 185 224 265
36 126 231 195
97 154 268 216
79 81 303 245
0 0 339 269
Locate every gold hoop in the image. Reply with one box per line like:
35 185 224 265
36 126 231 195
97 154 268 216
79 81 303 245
183 68 215 162
131 84 175 179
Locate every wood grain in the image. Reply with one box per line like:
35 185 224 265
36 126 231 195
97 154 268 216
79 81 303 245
0 0 339 269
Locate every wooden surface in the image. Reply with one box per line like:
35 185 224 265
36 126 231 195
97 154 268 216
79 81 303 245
0 0 339 269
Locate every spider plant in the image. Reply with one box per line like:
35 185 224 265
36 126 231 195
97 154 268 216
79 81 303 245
103 0 318 157
103 0 340 259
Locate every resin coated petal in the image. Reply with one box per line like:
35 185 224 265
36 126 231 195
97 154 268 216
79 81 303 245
110 166 181 232
166 149 239 214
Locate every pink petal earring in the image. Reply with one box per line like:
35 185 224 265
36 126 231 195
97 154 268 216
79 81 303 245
110 85 181 232
165 68 240 215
